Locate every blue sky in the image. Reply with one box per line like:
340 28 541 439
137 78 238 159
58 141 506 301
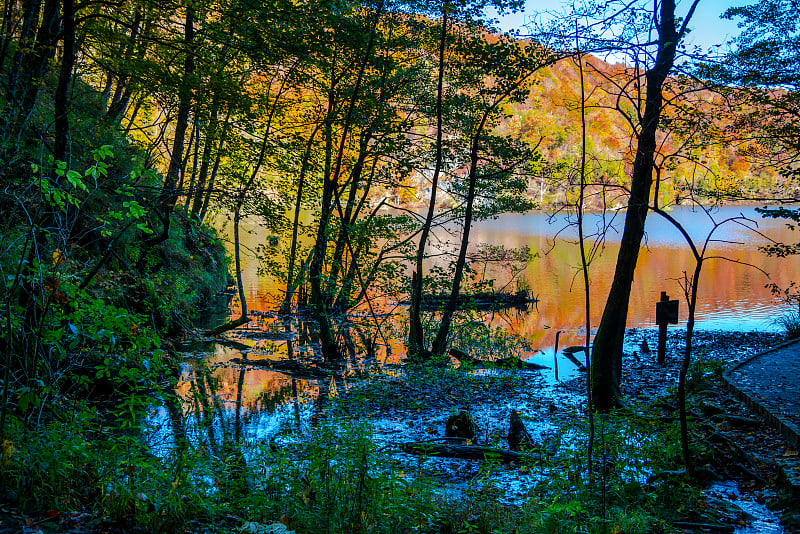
487 0 752 52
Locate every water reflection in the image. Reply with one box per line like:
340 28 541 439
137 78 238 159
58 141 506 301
222 206 798 343
161 205 799 448
470 205 799 351
157 314 393 451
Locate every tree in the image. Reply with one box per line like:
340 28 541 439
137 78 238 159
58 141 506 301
407 0 450 359
145 0 196 246
587 0 699 411
427 34 551 358
0 0 60 150
704 0 800 309
406 12 555 360
718 0 800 177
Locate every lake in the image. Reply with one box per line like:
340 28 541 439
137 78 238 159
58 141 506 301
220 204 800 356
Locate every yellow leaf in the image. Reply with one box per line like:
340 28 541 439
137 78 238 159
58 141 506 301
1 440 16 467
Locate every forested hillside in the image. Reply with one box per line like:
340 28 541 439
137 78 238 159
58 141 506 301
500 56 785 209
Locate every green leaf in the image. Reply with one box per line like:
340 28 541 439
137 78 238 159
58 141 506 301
67 169 88 191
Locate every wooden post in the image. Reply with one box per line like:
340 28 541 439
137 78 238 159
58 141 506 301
658 292 668 365
655 291 679 365
554 330 562 381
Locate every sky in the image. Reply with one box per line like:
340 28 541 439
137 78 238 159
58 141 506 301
486 0 753 53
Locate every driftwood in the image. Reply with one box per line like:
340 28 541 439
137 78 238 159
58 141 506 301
229 358 338 380
235 329 298 341
205 315 251 336
400 441 541 463
210 338 252 351
449 349 548 370
404 291 537 311
561 346 587 371
671 522 734 533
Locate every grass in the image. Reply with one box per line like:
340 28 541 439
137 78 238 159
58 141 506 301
776 310 800 340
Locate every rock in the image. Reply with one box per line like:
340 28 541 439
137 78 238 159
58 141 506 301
240 522 294 534
445 410 477 441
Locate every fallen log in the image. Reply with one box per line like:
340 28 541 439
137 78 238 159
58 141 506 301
400 441 541 463
448 349 548 371
561 347 587 371
671 522 734 533
205 315 251 336
495 357 548 370
402 291 538 311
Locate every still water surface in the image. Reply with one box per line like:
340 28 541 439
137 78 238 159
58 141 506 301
470 205 799 349
224 204 800 353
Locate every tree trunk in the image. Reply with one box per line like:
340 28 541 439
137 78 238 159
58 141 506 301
331 175 379 313
190 95 221 219
205 65 289 333
0 0 18 69
309 2 382 359
408 3 448 359
2 0 59 146
104 8 145 125
590 0 689 412
53 0 75 162
198 111 231 222
147 0 194 246
679 261 701 475
283 124 322 313
183 113 201 211
2 0 41 131
430 128 481 358
308 92 339 358
576 49 595 474
325 132 372 300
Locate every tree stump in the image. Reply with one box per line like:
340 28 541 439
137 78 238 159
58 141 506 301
445 410 477 441
508 409 534 451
